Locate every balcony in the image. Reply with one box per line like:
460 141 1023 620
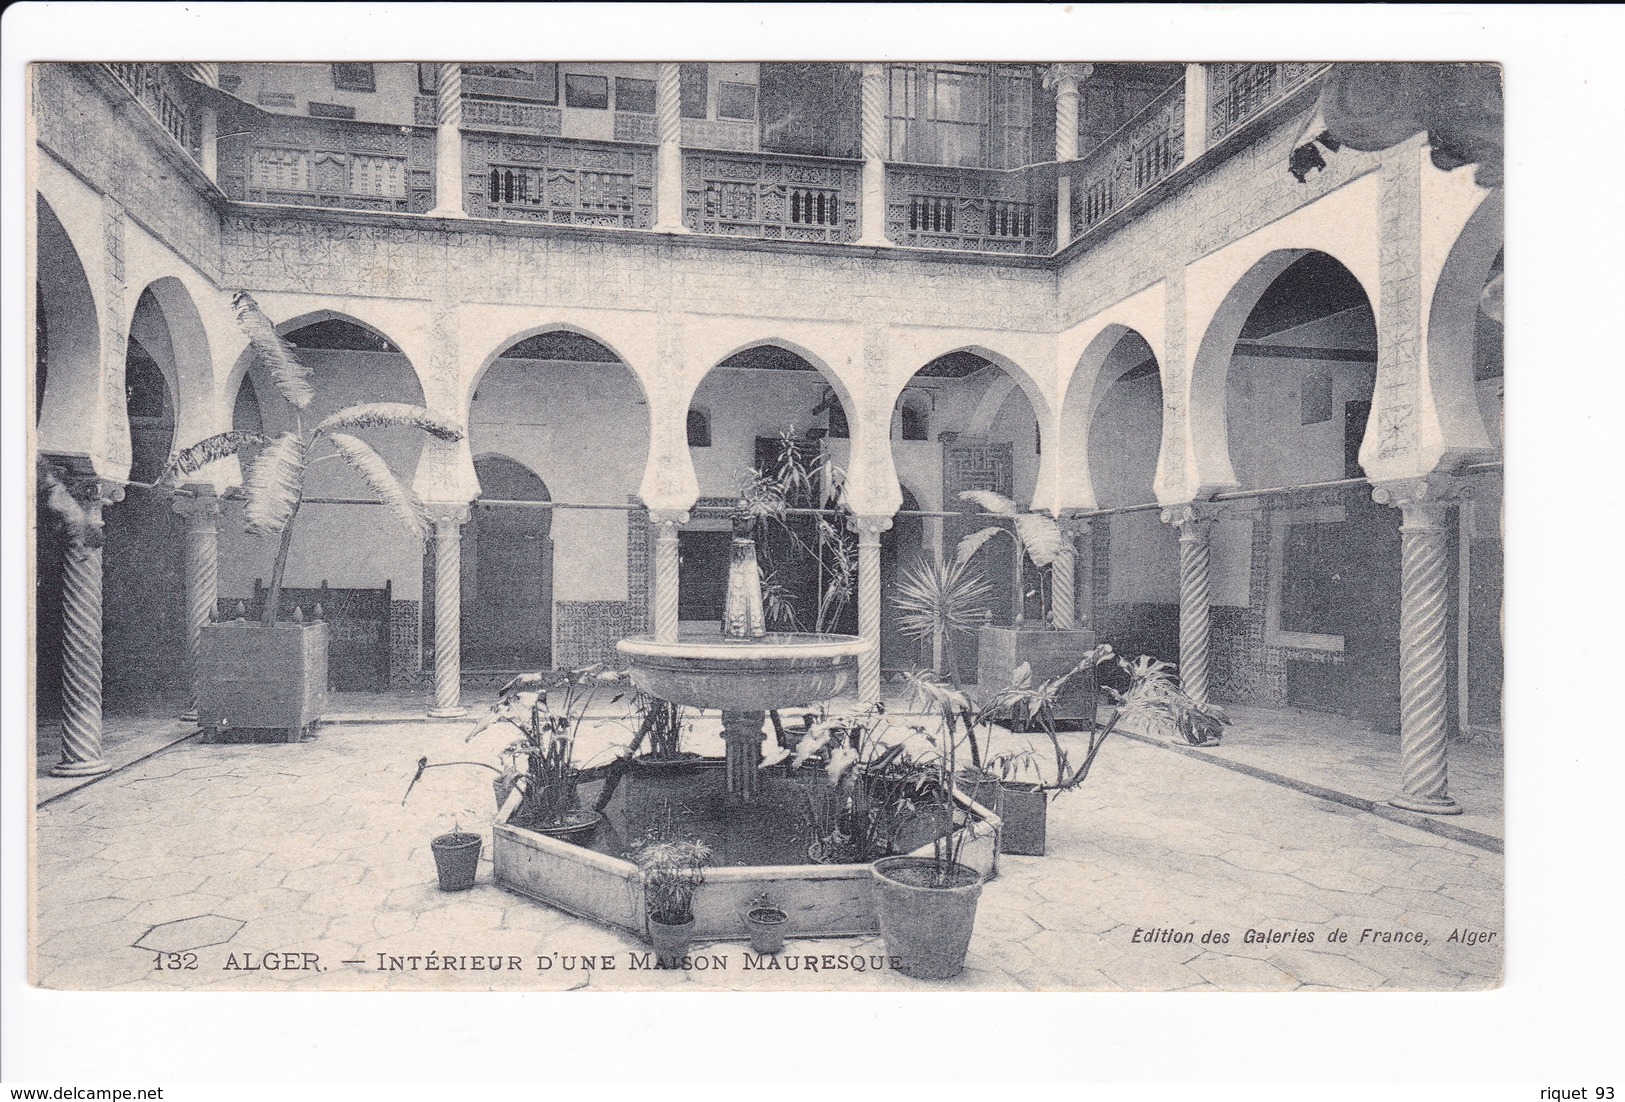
885 163 1053 255
682 149 861 243
1206 63 1327 145
1069 81 1186 232
105 62 202 162
463 133 655 228
217 116 436 214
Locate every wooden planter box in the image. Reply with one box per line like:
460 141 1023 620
976 625 1097 723
195 620 328 741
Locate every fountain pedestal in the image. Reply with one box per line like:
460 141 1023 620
721 710 768 801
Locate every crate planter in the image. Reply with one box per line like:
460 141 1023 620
976 625 1097 724
195 620 328 741
998 781 1048 856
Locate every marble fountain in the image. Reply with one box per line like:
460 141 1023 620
491 523 1000 943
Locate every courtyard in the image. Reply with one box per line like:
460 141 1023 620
32 697 1504 993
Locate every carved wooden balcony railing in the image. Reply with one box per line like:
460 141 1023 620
885 164 1052 254
464 133 655 227
1206 63 1328 145
218 116 436 213
104 62 203 161
1069 81 1186 232
683 150 861 243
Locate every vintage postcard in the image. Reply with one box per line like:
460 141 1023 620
24 52 1505 1000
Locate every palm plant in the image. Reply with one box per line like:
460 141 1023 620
956 489 1064 625
891 552 995 685
159 291 464 625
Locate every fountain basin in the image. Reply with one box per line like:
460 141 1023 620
616 632 870 712
493 779 1001 942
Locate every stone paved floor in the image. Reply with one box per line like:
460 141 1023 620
31 709 1504 993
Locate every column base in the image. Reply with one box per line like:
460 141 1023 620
1388 792 1463 816
427 207 467 219
50 758 112 778
428 705 468 719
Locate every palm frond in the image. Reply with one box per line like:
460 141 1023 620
959 489 1020 516
232 290 313 410
953 526 1006 569
1012 510 1062 567
324 431 426 538
892 555 994 641
242 432 307 534
159 430 271 484
315 402 464 442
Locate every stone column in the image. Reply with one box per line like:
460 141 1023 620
1069 518 1094 630
1162 503 1220 705
1373 478 1464 815
171 489 220 722
853 515 890 704
655 63 686 232
1050 518 1080 629
1183 64 1210 164
1050 64 1090 249
858 63 889 246
426 504 471 717
50 477 123 777
430 63 464 217
649 509 687 643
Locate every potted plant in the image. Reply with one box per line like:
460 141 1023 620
742 893 789 955
161 291 464 740
626 812 713 959
867 677 990 980
429 820 483 892
957 490 1096 723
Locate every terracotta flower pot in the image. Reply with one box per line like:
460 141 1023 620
744 906 788 954
648 915 696 959
430 831 482 892
870 855 985 980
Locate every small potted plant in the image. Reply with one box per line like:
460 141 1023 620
429 819 483 892
890 551 995 687
161 290 463 740
626 814 713 959
957 490 1096 723
742 893 789 955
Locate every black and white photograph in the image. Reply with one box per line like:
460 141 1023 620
3 2 1619 1093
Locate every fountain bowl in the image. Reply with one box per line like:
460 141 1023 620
616 631 871 713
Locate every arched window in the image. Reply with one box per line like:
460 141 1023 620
899 392 931 441
687 407 712 448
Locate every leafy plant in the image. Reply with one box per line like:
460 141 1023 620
1108 655 1230 748
891 553 995 685
735 429 855 634
956 489 1064 626
159 290 464 625
625 806 713 925
403 665 631 828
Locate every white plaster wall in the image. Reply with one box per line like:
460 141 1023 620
1226 309 1376 490
1107 513 1178 604
469 358 648 603
688 369 830 498
1211 518 1252 608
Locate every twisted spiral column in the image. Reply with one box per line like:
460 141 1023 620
1163 504 1219 706
427 505 470 718
649 510 687 643
172 490 221 722
853 515 889 704
430 63 465 217
654 63 685 231
1049 64 1089 247
51 478 121 777
1374 479 1463 814
1069 519 1094 629
858 63 889 246
1050 519 1080 630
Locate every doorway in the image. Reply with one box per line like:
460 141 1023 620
462 456 553 670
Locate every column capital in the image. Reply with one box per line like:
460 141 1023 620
1057 512 1093 537
1045 63 1094 91
649 508 690 528
1160 501 1222 535
170 487 222 527
424 501 471 528
849 513 892 540
1372 475 1468 528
